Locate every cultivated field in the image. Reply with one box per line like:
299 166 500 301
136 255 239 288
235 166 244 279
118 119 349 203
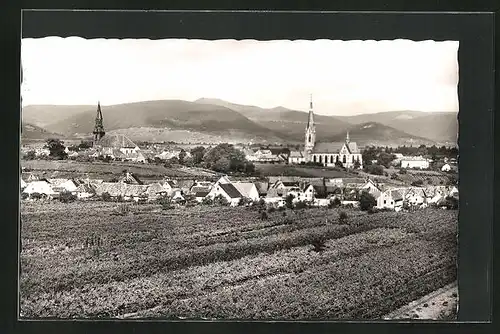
21 160 217 180
255 163 355 178
20 201 457 320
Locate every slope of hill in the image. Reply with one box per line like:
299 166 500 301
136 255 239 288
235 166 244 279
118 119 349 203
29 100 290 142
324 122 436 147
21 123 64 140
336 110 458 144
196 98 351 141
385 113 458 144
22 105 95 127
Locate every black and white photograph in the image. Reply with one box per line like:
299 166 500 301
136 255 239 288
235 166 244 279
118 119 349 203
19 36 460 320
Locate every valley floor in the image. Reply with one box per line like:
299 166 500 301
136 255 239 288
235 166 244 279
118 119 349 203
20 201 457 320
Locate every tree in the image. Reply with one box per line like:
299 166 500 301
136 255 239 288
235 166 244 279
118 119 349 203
362 146 378 166
59 191 77 203
78 141 93 150
23 150 36 160
285 194 294 209
202 143 253 174
178 149 187 164
359 191 377 211
335 160 344 168
363 164 384 176
377 152 396 168
353 159 361 169
45 138 67 159
411 179 424 186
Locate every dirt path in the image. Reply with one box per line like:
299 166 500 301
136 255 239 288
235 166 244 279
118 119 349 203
383 281 458 320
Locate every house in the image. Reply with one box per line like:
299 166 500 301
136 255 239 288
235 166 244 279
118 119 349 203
254 181 269 197
123 185 149 201
449 186 459 199
75 183 96 199
145 183 169 201
20 178 27 191
48 178 80 194
96 134 140 156
232 182 260 201
162 179 178 194
302 184 316 201
23 180 58 199
404 187 427 207
190 186 212 202
400 156 430 169
441 163 452 172
94 182 129 198
377 188 405 211
359 179 383 199
170 189 186 203
119 172 143 185
425 186 449 204
207 182 243 206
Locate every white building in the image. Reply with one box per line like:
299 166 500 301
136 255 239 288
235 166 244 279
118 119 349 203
288 151 306 164
23 180 58 199
441 163 452 172
400 156 430 169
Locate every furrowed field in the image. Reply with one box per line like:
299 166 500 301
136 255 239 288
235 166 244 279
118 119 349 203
20 201 457 320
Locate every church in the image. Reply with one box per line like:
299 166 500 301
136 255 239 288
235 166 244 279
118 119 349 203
291 97 363 169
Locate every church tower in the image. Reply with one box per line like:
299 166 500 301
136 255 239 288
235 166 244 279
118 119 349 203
304 94 316 158
345 130 350 144
92 101 105 146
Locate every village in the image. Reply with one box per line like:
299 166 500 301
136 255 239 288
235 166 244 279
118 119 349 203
20 101 459 213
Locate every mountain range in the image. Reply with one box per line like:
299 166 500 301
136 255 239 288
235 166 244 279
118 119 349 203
21 98 458 146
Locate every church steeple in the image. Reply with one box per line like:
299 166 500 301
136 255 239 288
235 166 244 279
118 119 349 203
93 101 105 146
304 94 316 156
346 130 350 144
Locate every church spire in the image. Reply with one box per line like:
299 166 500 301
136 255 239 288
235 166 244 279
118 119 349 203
93 101 105 146
346 130 350 144
307 94 315 129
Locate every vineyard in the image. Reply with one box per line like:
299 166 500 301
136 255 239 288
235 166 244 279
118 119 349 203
20 201 458 319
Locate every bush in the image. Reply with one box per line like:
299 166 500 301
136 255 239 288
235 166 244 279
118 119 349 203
267 206 276 213
328 197 341 209
260 211 268 220
201 196 213 205
363 164 384 176
445 196 459 210
158 197 175 210
294 201 308 210
311 238 326 253
30 192 42 200
59 191 77 203
399 168 407 174
359 191 377 211
411 180 424 186
21 192 29 200
101 192 112 202
213 195 230 206
338 211 348 223
285 194 294 209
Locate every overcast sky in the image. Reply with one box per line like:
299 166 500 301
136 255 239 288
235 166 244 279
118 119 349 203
21 37 459 116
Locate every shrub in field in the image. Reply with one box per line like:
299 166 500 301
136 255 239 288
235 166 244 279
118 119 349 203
267 206 276 213
101 192 112 202
294 201 308 210
310 237 326 253
214 195 230 206
339 211 348 223
202 197 213 206
59 191 77 203
285 194 294 209
260 211 268 220
30 192 42 200
158 197 175 210
21 192 29 200
238 197 253 206
399 168 407 174
328 198 341 209
411 180 424 186
359 191 377 211
445 196 458 210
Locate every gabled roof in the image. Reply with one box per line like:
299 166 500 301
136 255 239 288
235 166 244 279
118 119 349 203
233 182 257 198
97 134 137 149
289 151 303 158
282 181 300 187
119 173 143 185
164 180 177 188
254 181 269 195
219 183 243 199
390 190 404 201
191 185 211 194
345 142 360 154
406 187 426 198
312 142 344 153
76 183 96 193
